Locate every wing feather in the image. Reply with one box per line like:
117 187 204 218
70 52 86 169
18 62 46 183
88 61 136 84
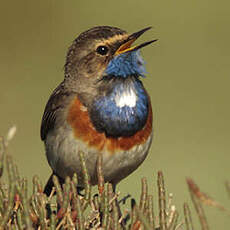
40 82 72 140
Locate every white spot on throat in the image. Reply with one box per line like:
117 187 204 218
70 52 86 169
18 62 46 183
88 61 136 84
115 87 137 108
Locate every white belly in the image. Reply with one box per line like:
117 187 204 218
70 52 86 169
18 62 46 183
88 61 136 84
45 125 153 186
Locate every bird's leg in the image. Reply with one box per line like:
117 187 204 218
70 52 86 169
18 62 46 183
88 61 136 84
44 173 84 214
43 173 55 197
44 173 65 219
44 173 56 219
44 173 65 196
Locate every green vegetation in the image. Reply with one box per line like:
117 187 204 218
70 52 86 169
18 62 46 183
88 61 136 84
0 128 229 229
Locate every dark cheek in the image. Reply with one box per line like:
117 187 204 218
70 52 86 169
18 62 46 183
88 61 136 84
82 54 97 75
87 58 100 75
87 63 94 74
89 58 107 76
82 53 107 77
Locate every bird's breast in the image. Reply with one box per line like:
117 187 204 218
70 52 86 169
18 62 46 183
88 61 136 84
90 80 149 137
67 94 152 154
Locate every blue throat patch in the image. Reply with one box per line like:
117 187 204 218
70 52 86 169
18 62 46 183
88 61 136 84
91 79 149 137
105 50 146 78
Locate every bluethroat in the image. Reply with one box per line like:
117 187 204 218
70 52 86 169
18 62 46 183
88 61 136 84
41 26 157 194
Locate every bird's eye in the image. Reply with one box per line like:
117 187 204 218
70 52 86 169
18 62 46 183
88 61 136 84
96 46 109 55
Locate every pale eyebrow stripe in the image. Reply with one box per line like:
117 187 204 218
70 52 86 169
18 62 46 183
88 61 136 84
95 34 129 47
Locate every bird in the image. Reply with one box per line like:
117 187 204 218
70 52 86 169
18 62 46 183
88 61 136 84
40 26 157 195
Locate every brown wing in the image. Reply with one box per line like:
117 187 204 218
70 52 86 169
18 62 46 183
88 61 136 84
40 82 72 140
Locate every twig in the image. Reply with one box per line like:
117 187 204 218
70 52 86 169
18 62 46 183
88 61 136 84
147 195 155 230
187 178 209 230
184 202 194 230
97 153 104 195
139 177 148 212
79 151 91 211
157 171 167 230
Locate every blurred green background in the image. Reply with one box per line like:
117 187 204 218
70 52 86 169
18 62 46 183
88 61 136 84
0 0 229 228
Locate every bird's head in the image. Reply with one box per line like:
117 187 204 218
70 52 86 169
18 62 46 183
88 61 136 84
65 26 157 84
65 26 156 136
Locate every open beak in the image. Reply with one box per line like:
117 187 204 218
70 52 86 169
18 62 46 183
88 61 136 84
115 27 157 55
